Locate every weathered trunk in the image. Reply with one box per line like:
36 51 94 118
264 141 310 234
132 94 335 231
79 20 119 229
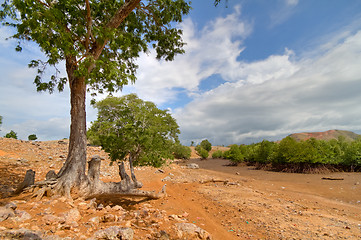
14 169 35 195
55 56 88 197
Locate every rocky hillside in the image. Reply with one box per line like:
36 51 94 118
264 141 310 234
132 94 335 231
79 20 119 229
288 129 360 142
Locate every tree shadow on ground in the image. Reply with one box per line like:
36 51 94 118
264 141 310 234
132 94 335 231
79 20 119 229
92 196 154 211
0 164 26 199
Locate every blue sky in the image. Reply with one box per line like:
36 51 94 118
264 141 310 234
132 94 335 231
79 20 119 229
1 0 361 145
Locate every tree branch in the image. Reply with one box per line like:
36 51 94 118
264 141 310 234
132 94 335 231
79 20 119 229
89 0 141 66
84 0 92 54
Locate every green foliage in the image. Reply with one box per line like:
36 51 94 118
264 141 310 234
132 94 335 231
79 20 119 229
223 144 244 163
0 115 2 126
0 0 192 95
4 130 17 139
253 140 276 164
195 145 209 159
235 136 361 171
87 94 180 167
200 139 212 152
342 139 361 170
173 143 191 159
28 134 37 141
212 150 223 158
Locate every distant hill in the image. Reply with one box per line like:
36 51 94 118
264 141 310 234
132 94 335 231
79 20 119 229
288 130 361 142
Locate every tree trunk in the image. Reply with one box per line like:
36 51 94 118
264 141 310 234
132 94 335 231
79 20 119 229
55 56 88 197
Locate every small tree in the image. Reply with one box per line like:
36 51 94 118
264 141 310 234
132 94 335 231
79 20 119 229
173 143 191 160
5 130 17 139
212 150 223 158
88 94 180 184
200 139 212 152
223 144 243 163
28 134 38 141
195 145 209 159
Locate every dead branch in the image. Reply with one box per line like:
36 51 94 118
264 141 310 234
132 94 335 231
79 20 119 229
199 178 239 186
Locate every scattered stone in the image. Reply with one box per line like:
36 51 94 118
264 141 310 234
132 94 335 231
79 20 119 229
155 169 165 174
186 163 199 169
91 226 134 240
63 208 81 224
112 205 124 211
0 206 15 222
5 202 17 210
175 223 212 240
0 228 42 240
43 214 65 225
100 214 117 223
155 230 170 240
169 214 184 222
14 210 32 222
88 216 100 226
162 176 172 182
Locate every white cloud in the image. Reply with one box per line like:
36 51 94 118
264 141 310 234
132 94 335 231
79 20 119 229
175 30 361 145
269 0 299 27
285 0 299 6
126 5 251 106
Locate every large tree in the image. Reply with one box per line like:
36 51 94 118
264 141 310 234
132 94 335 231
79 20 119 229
0 0 193 198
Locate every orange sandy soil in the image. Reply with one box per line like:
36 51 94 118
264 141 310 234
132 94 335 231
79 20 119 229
0 138 360 239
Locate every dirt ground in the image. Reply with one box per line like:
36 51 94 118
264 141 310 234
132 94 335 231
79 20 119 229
0 138 360 239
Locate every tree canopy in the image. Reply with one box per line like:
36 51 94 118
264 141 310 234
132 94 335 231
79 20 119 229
28 134 38 141
1 0 191 94
88 94 180 167
4 130 17 139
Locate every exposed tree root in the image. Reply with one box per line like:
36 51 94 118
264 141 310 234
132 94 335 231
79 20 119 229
17 155 166 201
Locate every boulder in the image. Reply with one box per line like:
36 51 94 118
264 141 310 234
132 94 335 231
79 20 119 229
91 226 134 240
175 223 212 240
0 206 15 222
186 163 199 169
0 228 42 240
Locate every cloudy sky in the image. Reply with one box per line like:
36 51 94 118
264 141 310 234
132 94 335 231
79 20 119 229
1 0 361 145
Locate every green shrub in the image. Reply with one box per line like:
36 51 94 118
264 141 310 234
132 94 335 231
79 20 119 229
212 150 223 158
195 145 209 159
4 130 17 139
28 134 37 141
200 139 212 152
223 144 244 163
173 143 191 159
